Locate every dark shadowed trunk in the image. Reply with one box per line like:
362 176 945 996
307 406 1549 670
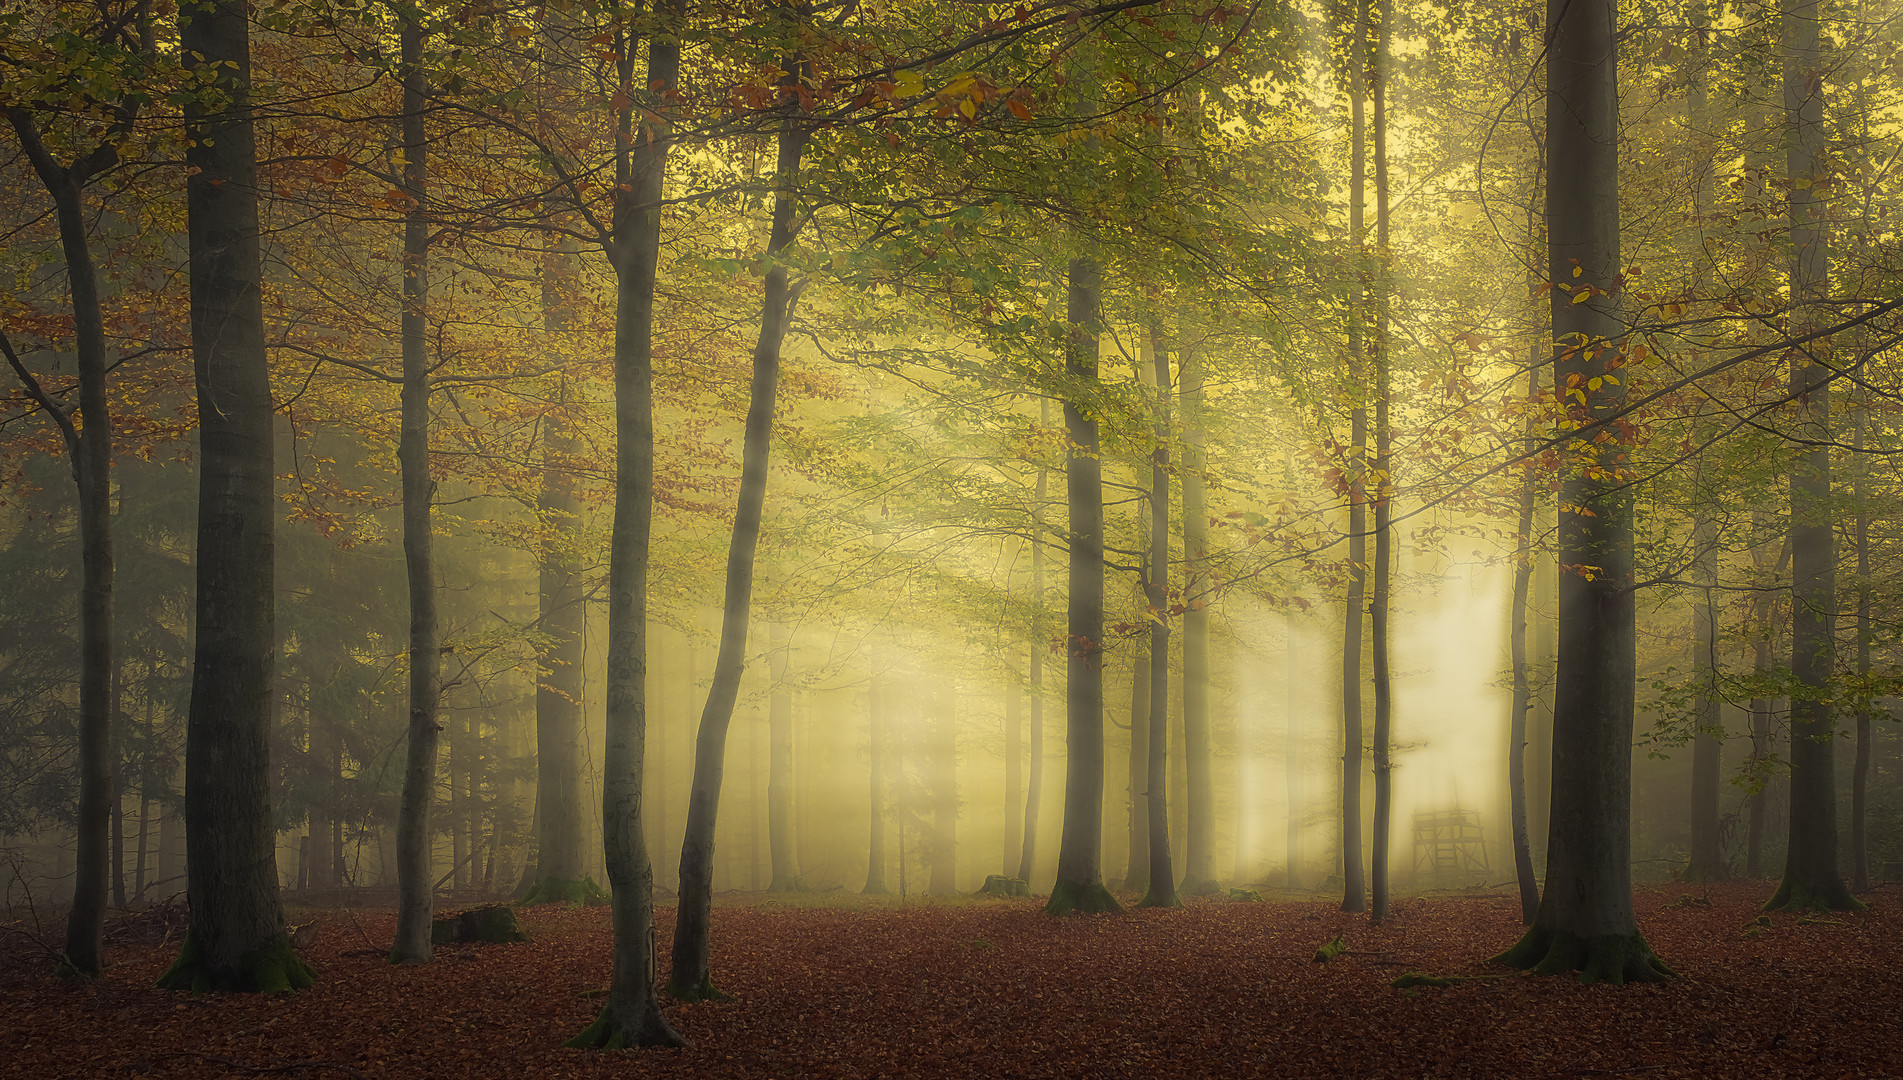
1140 334 1179 910
1 101 117 977
390 20 442 966
1493 0 1669 984
1767 0 1859 915
1045 252 1120 917
565 6 685 1050
158 0 310 993
1338 0 1371 915
669 86 810 998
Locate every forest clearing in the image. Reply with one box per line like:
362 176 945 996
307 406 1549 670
5 883 1901 1079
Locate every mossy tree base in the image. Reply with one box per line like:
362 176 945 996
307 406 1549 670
518 876 610 907
1137 884 1181 909
1044 880 1123 917
666 973 730 1003
564 1003 686 1049
1491 927 1672 985
429 905 531 946
54 956 101 981
156 932 317 994
1763 874 1865 913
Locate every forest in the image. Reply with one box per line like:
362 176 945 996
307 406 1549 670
3 0 1903 1075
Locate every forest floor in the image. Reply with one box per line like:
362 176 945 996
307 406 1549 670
4 880 1901 1079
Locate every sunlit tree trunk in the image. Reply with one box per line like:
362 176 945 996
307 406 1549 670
1493 0 1669 983
159 0 310 993
1508 353 1541 924
1338 0 1371 915
1368 0 1394 926
390 20 442 965
1005 645 1023 878
1180 340 1214 895
1124 644 1151 894
1767 0 1859 915
1140 332 1179 909
1046 249 1120 917
670 68 810 996
1017 453 1048 886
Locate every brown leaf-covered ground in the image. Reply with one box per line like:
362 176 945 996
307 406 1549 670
5 881 1900 1079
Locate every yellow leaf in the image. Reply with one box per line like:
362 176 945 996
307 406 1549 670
1572 290 1591 304
959 97 977 119
1571 265 1583 278
894 69 924 96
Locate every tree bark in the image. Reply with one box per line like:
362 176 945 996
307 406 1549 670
1368 0 1394 926
1179 341 1214 895
1508 355 1541 924
2 99 119 980
566 4 685 1049
1140 333 1179 909
1492 0 1669 983
1005 645 1023 878
390 19 441 964
1338 0 1371 915
1851 399 1871 893
669 86 810 999
1017 456 1047 886
159 0 310 993
767 624 800 891
1045 252 1121 917
1766 0 1860 914
1124 639 1151 894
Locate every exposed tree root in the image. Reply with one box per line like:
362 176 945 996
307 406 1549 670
156 932 317 993
1763 873 1865 913
564 1001 686 1050
1044 880 1122 917
665 972 730 1003
1492 927 1672 986
517 876 610 908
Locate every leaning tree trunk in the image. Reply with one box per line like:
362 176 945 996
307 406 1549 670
1337 0 1371 915
1368 0 1395 926
158 0 310 993
669 97 810 1000
1492 0 1670 984
390 20 442 966
1140 333 1180 910
1045 249 1121 918
767 624 801 891
1 108 118 979
1767 0 1860 915
565 6 685 1049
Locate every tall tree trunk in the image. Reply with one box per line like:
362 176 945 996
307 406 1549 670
1180 342 1214 895
135 688 154 901
768 625 800 891
1140 333 1180 909
929 685 958 896
1338 0 1371 915
1767 0 1859 914
1285 608 1302 889
1046 251 1121 917
2 100 118 981
390 20 441 964
1851 399 1871 893
521 231 593 902
864 675 889 894
565 4 685 1049
669 87 810 999
1124 642 1151 893
1744 526 1785 877
1367 0 1394 926
1005 647 1023 878
1508 355 1541 924
1493 0 1669 983
1017 457 1047 886
159 0 310 993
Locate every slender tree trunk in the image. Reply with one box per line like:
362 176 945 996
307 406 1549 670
1005 650 1023 878
768 625 800 891
929 685 957 896
1852 401 1871 892
1508 355 1541 924
1285 608 1302 889
1017 459 1047 886
135 688 154 901
1745 526 1785 877
1338 0 1371 915
1140 333 1180 909
159 0 310 993
1046 250 1121 917
566 5 685 1048
1124 643 1151 893
864 676 889 894
669 93 810 999
1493 0 1669 983
1768 0 1859 914
390 21 441 964
1180 342 1213 895
1367 0 1394 926
2 104 118 979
